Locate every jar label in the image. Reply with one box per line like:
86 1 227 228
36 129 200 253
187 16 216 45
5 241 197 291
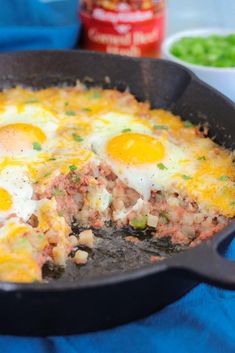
80 5 165 57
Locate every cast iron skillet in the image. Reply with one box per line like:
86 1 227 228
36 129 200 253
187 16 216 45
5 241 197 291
0 51 235 336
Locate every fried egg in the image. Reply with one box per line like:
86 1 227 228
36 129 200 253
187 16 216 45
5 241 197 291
0 166 36 221
0 105 58 158
90 112 192 199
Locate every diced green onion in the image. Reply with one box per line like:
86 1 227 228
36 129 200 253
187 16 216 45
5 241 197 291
25 98 38 104
33 142 42 151
159 212 169 224
157 163 168 170
69 165 77 172
181 174 192 180
71 174 81 183
130 216 147 230
82 108 92 112
184 120 194 128
65 110 76 116
92 91 101 99
219 175 229 181
72 133 83 142
170 35 235 68
153 124 168 130
52 188 64 196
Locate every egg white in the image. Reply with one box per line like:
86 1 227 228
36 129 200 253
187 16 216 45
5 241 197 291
88 111 151 147
0 105 58 158
0 105 58 136
0 166 36 221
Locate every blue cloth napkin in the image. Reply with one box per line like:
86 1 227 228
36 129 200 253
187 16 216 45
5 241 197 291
0 240 235 353
0 0 80 50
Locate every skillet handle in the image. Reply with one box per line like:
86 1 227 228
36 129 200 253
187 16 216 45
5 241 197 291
167 228 235 289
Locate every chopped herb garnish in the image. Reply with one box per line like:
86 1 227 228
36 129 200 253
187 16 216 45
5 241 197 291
52 188 64 196
153 124 168 130
69 165 77 172
92 91 101 99
25 98 38 104
130 216 147 230
82 108 92 112
15 238 31 248
198 156 206 160
48 157 56 161
71 174 81 183
65 110 76 116
219 175 229 181
43 172 51 178
159 212 169 224
58 210 64 217
72 133 83 142
157 163 168 170
230 201 235 206
181 174 192 180
122 128 131 133
184 120 194 128
64 101 69 106
33 142 42 151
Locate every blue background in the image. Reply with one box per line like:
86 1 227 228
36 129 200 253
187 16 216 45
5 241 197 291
0 0 79 50
0 0 235 352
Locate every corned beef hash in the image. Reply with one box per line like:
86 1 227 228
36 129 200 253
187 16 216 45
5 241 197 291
0 84 234 283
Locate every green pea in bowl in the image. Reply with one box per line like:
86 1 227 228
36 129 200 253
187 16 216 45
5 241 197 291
162 29 235 101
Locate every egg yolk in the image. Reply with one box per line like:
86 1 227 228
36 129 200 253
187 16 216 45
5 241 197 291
107 133 165 165
0 188 12 211
0 123 46 154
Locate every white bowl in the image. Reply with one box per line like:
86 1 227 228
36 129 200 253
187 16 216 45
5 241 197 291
162 28 235 101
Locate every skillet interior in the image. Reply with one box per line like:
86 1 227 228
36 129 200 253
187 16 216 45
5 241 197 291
43 224 187 282
0 50 232 283
0 51 234 335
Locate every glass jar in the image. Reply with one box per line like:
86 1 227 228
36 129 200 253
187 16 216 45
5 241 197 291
79 0 166 57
